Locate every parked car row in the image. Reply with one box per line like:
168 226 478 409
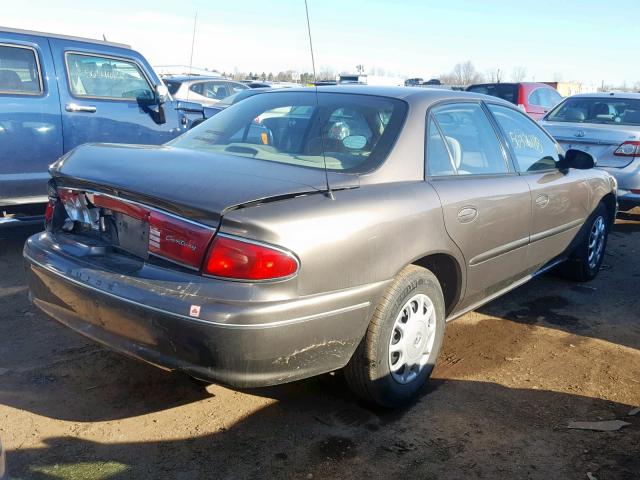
466 82 563 120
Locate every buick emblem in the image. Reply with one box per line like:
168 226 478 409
575 130 585 138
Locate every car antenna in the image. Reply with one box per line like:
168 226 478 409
304 0 334 200
185 12 198 103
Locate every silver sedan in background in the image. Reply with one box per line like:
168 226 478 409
541 92 640 210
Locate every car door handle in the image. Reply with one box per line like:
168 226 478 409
457 206 478 223
535 194 550 208
65 103 97 113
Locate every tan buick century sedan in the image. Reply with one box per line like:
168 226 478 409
25 87 617 407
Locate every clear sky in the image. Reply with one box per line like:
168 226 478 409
3 0 638 86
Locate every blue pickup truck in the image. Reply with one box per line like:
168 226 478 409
0 27 211 226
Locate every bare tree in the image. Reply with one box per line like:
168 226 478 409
318 66 336 81
511 66 527 82
485 67 502 83
451 61 483 86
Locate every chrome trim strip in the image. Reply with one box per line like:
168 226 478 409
0 195 48 206
0 172 50 181
25 252 367 330
469 236 529 266
447 258 565 322
530 218 583 244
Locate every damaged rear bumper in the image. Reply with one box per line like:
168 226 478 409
24 232 382 388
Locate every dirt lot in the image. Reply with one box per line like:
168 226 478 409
1 211 639 480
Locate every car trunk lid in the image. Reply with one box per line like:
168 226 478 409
50 143 355 225
541 121 640 168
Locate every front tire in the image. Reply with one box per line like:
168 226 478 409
559 203 610 282
344 265 445 408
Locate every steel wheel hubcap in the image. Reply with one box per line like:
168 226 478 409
388 293 437 385
587 215 606 270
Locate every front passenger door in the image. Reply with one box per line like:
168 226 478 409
426 102 533 309
486 103 590 272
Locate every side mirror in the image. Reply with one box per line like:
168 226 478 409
559 149 596 170
155 84 170 104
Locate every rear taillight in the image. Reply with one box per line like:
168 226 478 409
203 236 299 280
148 211 215 269
44 198 56 230
613 141 640 157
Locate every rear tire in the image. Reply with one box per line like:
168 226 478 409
344 265 445 408
559 203 609 282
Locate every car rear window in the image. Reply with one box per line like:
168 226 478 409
0 44 42 94
467 84 518 105
546 97 640 126
171 91 407 173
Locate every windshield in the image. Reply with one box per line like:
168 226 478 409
171 91 407 173
546 97 640 125
467 84 518 104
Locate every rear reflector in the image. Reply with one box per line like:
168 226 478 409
147 211 215 269
203 236 298 280
44 198 55 230
614 141 640 157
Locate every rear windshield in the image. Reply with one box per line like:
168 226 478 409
163 80 181 95
171 91 407 173
467 84 518 105
546 97 640 125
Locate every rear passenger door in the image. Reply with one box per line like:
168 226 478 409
426 102 532 308
486 103 590 272
0 32 62 204
48 39 185 151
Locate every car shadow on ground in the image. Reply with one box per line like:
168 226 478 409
4 375 639 479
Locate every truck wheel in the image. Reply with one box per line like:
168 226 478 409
344 265 445 408
559 203 610 282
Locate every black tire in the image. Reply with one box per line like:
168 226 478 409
559 203 610 282
344 265 446 408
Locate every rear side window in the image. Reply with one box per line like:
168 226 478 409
172 91 407 173
0 44 42 95
66 53 153 101
429 103 509 175
426 117 456 176
488 104 559 172
190 81 231 100
466 84 518 105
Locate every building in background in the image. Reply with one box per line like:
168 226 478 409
542 81 598 96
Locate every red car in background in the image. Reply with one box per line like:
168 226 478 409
466 82 563 120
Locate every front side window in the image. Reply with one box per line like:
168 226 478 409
430 103 509 175
171 91 407 173
0 44 42 94
546 96 640 125
66 53 153 101
488 104 559 172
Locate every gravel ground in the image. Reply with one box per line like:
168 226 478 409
0 211 639 480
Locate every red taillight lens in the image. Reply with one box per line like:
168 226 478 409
203 236 298 280
614 141 640 157
147 211 215 269
44 198 55 229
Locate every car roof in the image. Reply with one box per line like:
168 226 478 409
163 75 238 83
565 92 640 100
255 85 511 107
468 82 552 88
0 25 130 49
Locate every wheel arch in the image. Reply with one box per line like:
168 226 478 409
600 192 617 225
411 252 463 317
